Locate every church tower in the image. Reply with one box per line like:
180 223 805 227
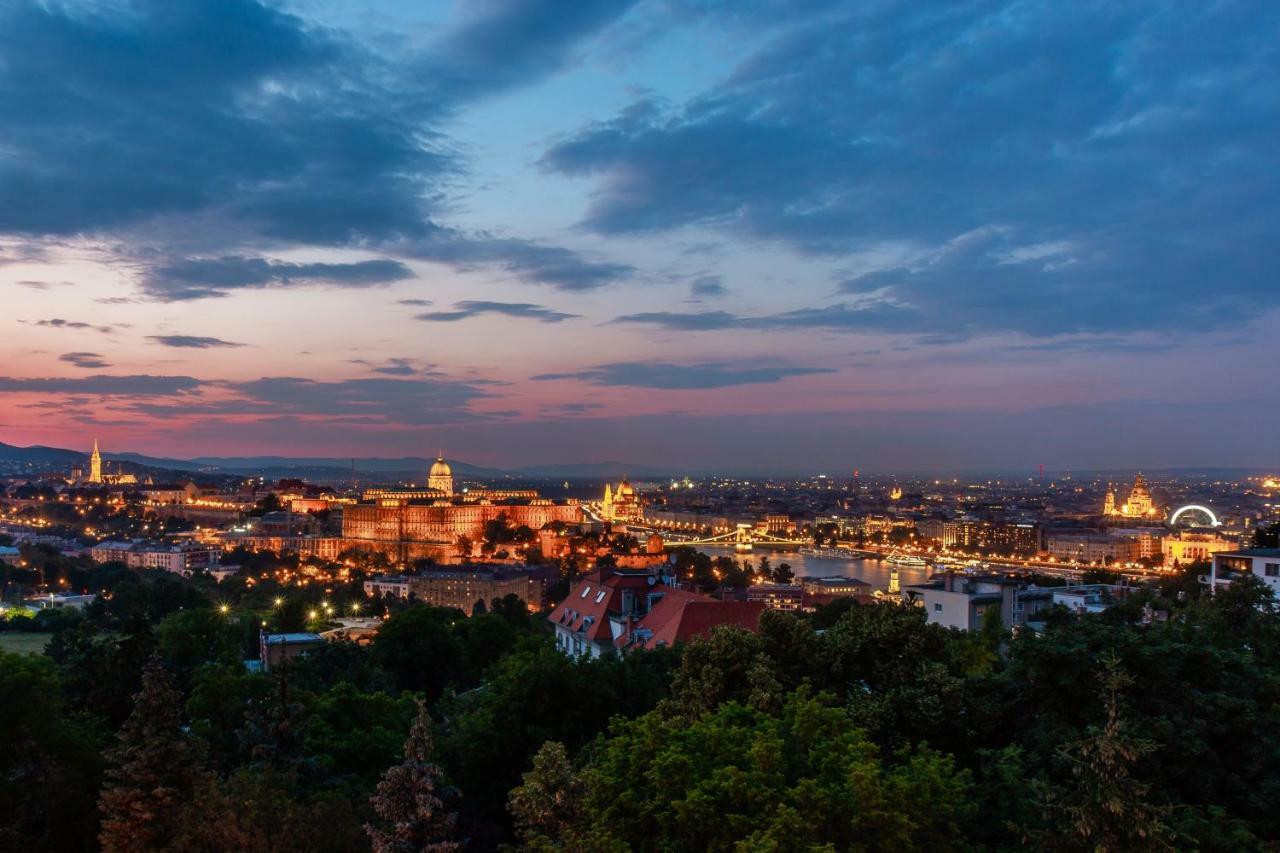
1103 486 1115 516
89 438 103 484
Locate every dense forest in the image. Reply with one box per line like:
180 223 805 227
3 551 1279 851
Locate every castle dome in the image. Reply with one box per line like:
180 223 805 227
429 456 452 478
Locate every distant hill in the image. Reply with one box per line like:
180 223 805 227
0 442 85 466
0 441 681 481
514 461 675 479
174 455 510 479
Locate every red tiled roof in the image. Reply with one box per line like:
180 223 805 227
548 569 764 651
627 590 764 650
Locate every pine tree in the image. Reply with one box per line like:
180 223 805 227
97 656 210 853
1033 654 1174 852
366 700 462 853
509 741 584 846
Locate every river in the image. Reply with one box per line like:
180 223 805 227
696 546 935 591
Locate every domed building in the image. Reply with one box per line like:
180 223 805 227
341 452 583 561
602 478 644 522
1103 472 1159 519
428 454 453 496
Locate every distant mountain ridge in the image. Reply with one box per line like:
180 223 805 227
0 441 672 480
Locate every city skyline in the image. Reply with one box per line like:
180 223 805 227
2 0 1278 470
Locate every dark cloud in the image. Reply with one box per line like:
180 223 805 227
406 237 632 292
396 298 433 306
531 360 835 389
543 1 1280 336
222 376 495 426
0 0 632 295
16 280 71 290
0 374 201 395
609 310 740 330
142 256 416 301
541 402 605 415
371 358 417 376
58 352 112 369
689 275 728 299
416 301 579 323
420 0 643 103
33 318 115 333
147 335 245 349
608 304 919 333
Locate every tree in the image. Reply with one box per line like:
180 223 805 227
0 652 103 852
508 741 587 849
1031 655 1174 851
98 656 212 853
371 605 465 700
564 690 975 851
366 701 463 853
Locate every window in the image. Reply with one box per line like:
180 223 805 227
934 603 943 612
580 585 591 598
1266 563 1280 578
595 590 607 603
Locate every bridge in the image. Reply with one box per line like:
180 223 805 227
650 523 808 551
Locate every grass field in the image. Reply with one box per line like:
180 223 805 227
0 632 50 655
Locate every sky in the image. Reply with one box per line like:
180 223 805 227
1 0 1277 473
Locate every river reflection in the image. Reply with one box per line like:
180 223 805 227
695 546 935 591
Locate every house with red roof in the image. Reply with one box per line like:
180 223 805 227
548 566 764 657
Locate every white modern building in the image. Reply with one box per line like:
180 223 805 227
902 573 1053 631
1206 549 1280 595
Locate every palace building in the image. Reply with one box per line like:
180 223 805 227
341 454 583 561
1103 473 1159 519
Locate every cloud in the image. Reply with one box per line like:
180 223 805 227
540 402 605 415
0 0 632 296
142 256 416 301
59 352 112 369
222 376 496 426
406 237 632 291
416 301 579 323
33 318 115 333
689 275 729 299
0 375 201 395
371 358 417 376
396 298 433 306
542 1 1280 336
608 304 919 333
531 360 835 389
147 335 245 349
420 0 643 104
15 280 71 290
609 310 740 330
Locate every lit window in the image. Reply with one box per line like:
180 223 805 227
580 585 591 598
596 590 607 604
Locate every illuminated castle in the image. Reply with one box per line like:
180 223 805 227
342 454 582 560
1104 473 1158 519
